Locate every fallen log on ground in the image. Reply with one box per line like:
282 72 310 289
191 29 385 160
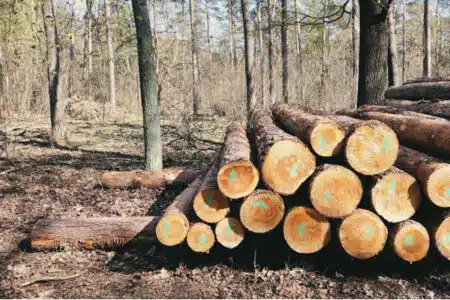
283 206 331 254
327 115 399 175
155 176 203 246
217 122 259 199
402 77 450 85
101 168 199 189
434 212 450 260
272 102 346 157
308 164 363 218
386 100 450 119
395 147 450 207
28 217 160 251
186 222 215 253
391 220 429 263
215 217 245 249
370 167 422 223
384 81 450 100
248 108 316 195
341 105 447 121
338 209 388 259
240 189 285 233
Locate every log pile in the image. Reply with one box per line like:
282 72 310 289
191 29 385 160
26 100 450 265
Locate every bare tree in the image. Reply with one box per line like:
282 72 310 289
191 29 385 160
69 0 76 98
352 0 359 105
131 0 163 170
294 0 302 72
388 2 399 86
190 0 200 114
227 0 237 69
401 0 406 83
435 0 441 76
320 0 329 92
84 0 93 76
268 0 275 104
241 0 255 113
280 0 288 103
257 0 265 105
206 0 212 64
105 0 116 112
423 0 431 77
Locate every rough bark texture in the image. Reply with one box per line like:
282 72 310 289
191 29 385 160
423 0 431 78
241 0 255 113
386 99 450 119
105 0 116 112
280 0 288 103
344 105 447 121
352 0 360 104
28 217 160 251
388 3 399 86
190 0 200 114
385 81 450 100
390 220 430 263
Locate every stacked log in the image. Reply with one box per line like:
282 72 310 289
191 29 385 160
386 100 450 119
384 81 450 100
187 222 215 253
215 217 245 249
391 220 430 263
434 213 450 260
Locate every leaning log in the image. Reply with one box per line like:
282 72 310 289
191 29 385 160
217 122 259 199
384 81 450 100
395 146 450 208
215 217 245 249
155 176 203 246
434 212 450 260
272 102 346 157
341 105 447 121
327 115 399 175
248 108 316 195
391 220 430 263
186 222 215 253
387 100 450 119
101 168 199 189
28 217 160 251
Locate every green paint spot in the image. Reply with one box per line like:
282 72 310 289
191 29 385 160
253 200 268 211
390 180 397 191
227 223 233 233
324 191 332 205
297 224 306 236
404 235 414 246
199 233 208 245
290 161 300 177
383 136 391 152
230 168 237 183
444 233 450 246
164 222 170 237
445 188 450 198
206 195 214 206
318 136 327 151
363 225 374 239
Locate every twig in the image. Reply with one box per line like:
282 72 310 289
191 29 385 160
20 266 101 287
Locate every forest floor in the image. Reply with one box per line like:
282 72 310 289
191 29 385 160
0 112 449 298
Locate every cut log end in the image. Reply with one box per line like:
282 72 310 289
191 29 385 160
217 160 259 199
425 165 450 208
371 170 422 223
392 220 429 263
339 209 388 259
310 165 363 219
346 121 399 175
187 222 215 253
155 213 189 246
309 121 346 157
262 140 316 195
283 206 331 254
240 190 285 233
215 217 245 249
435 215 450 260
193 188 230 223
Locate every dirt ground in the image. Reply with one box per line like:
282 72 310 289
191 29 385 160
0 115 449 298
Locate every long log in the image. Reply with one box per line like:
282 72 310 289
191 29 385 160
370 167 422 223
272 102 346 157
396 147 450 207
217 122 259 199
28 217 160 251
391 220 429 263
387 100 450 119
186 222 215 253
403 77 450 85
240 189 285 233
193 157 230 223
215 217 245 249
308 164 363 218
384 81 450 100
101 168 199 189
339 110 450 156
338 209 388 259
155 176 203 246
342 105 447 121
434 212 450 260
248 108 316 195
327 115 399 175
283 206 331 254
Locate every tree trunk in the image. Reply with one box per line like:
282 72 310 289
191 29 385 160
240 189 285 233
423 0 431 77
268 0 275 104
228 0 236 69
217 122 259 199
187 222 215 253
352 0 360 104
272 103 346 157
435 1 441 77
345 104 447 121
105 0 116 113
357 0 391 106
338 209 388 259
386 99 450 119
320 0 329 92
388 2 399 86
87 0 93 74
215 217 245 249
395 146 450 208
155 176 203 246
189 0 200 115
294 0 302 75
385 81 450 100
391 220 430 263
280 0 288 103
131 0 163 171
248 108 316 195
257 0 265 106
42 0 66 146
401 0 406 83
434 213 450 260
206 0 212 64
241 0 256 113
27 217 160 251
0 44 5 113
69 0 76 98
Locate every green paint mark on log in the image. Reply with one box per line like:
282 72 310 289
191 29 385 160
199 233 208 245
404 235 414 246
444 233 450 246
227 223 233 233
383 136 391 153
253 201 268 211
206 195 213 206
390 180 397 191
297 224 306 236
445 188 450 199
230 168 237 183
324 191 332 205
164 222 170 237
318 136 327 151
290 161 300 177
363 225 374 239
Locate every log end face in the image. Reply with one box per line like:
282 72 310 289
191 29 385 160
435 216 450 260
310 122 346 157
426 165 450 208
215 217 245 249
193 188 230 223
156 214 190 246
346 121 399 175
217 160 259 199
283 206 331 254
393 221 429 263
262 140 316 195
339 209 388 259
187 222 215 253
240 190 285 233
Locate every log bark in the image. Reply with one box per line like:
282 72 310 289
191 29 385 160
386 100 450 119
327 115 399 175
217 122 259 199
155 176 203 246
248 109 316 195
339 110 450 156
283 206 331 254
101 168 199 189
384 81 450 100
403 77 450 85
309 164 363 219
434 212 450 260
28 217 160 251
338 209 388 259
186 222 215 253
215 217 245 249
390 220 429 263
346 105 447 121
395 146 450 208
272 103 346 157
239 189 285 233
